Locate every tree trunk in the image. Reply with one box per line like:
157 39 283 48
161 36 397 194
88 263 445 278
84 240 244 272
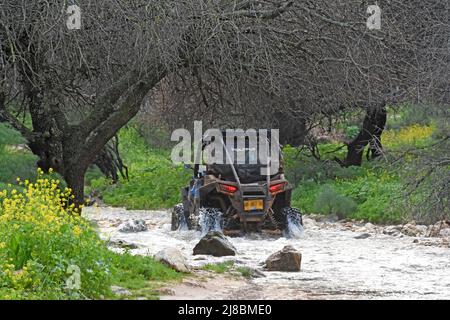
337 106 387 167
64 167 86 211
93 135 128 183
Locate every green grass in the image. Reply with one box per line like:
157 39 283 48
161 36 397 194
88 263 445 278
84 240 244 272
108 252 182 299
88 126 190 209
0 173 183 300
286 122 436 224
236 266 253 278
201 261 235 274
0 123 37 184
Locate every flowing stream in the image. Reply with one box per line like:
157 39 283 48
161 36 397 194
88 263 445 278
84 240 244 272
83 206 450 300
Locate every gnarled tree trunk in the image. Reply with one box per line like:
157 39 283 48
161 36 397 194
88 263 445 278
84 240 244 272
336 106 387 167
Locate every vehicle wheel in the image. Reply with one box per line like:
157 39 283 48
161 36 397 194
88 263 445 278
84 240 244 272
199 207 223 235
171 203 188 231
281 207 304 238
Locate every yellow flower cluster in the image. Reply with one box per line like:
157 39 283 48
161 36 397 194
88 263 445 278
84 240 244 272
382 124 434 148
0 170 94 295
0 171 85 234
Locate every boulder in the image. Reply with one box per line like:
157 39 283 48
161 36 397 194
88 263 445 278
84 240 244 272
118 219 148 233
111 285 132 296
108 239 139 249
193 231 237 257
383 225 402 236
439 228 450 238
400 224 427 237
429 221 450 237
265 245 301 272
155 247 191 273
354 233 371 239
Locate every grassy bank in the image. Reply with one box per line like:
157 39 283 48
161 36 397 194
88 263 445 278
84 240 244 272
285 123 435 223
88 127 190 210
0 172 182 299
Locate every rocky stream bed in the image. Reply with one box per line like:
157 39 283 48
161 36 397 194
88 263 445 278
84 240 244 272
83 206 450 300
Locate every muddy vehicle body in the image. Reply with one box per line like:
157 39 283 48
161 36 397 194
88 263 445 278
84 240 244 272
171 130 303 236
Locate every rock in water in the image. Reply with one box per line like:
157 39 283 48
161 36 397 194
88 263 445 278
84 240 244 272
265 245 301 272
155 247 191 273
193 231 237 257
110 285 132 296
118 219 148 233
354 233 371 239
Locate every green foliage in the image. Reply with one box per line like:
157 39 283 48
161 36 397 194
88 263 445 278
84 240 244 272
89 126 190 209
0 123 37 183
291 165 405 223
109 252 181 296
313 186 357 219
386 105 434 130
345 125 360 139
236 266 253 278
0 123 26 145
201 261 234 274
0 173 182 300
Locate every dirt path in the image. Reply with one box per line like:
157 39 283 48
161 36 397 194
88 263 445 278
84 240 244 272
83 206 450 300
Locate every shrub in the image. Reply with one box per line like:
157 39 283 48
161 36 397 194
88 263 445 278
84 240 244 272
0 170 182 299
0 123 37 184
88 126 190 210
0 169 112 299
313 186 357 219
345 125 360 139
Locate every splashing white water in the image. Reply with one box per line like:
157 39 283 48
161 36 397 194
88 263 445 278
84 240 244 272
199 208 223 236
284 213 305 239
177 213 189 231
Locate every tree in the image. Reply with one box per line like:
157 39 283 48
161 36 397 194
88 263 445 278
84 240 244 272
0 1 295 206
0 0 448 207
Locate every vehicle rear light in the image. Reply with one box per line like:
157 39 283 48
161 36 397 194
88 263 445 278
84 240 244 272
269 182 285 194
219 184 238 194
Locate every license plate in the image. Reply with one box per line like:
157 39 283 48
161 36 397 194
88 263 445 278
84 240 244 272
244 199 263 211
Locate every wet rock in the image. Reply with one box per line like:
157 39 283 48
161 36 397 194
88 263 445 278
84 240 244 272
108 239 139 249
248 268 266 278
265 245 301 272
155 247 191 273
111 285 132 296
400 224 427 237
156 288 176 296
118 219 148 233
183 280 207 288
383 225 402 236
193 231 237 257
428 221 450 237
439 228 450 238
354 233 371 239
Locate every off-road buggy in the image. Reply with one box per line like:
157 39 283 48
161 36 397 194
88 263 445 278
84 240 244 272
171 130 303 236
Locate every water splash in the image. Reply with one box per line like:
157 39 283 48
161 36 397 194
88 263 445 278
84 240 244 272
199 207 223 236
284 212 304 238
174 203 189 231
177 213 189 231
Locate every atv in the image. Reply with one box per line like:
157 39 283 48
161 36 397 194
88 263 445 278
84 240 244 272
171 130 303 237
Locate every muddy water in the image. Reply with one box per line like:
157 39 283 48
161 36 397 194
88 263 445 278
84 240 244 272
83 207 450 300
